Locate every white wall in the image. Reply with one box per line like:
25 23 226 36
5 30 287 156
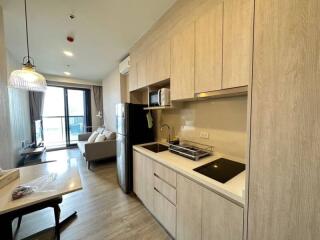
0 7 13 169
7 51 32 166
102 67 127 132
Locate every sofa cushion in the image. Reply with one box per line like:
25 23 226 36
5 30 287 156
94 133 106 143
96 127 105 134
88 131 99 143
103 130 116 140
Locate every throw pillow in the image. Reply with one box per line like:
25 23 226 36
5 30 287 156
96 127 105 134
94 134 106 143
88 131 99 143
104 131 116 140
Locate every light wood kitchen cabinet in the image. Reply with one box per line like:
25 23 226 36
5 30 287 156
154 175 176 205
149 40 171 85
222 0 253 89
171 23 195 101
133 150 143 198
136 56 148 89
195 0 223 93
142 154 154 212
133 151 153 212
153 188 176 237
177 174 202 240
202 188 243 240
153 162 177 238
128 60 138 92
134 151 243 240
153 161 177 187
248 0 320 239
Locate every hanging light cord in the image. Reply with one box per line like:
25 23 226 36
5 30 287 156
24 0 30 62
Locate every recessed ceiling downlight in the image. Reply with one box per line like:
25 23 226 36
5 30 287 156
64 71 71 76
63 51 74 57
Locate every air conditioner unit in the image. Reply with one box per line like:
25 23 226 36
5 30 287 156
119 56 130 75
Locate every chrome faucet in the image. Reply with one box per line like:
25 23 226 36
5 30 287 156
160 124 171 143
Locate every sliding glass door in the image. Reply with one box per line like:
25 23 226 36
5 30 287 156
42 86 91 149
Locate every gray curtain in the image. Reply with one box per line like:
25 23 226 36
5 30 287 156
92 86 103 113
29 91 44 141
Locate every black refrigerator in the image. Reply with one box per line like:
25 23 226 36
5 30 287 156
116 103 154 193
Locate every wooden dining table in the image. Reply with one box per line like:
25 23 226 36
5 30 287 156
0 159 82 240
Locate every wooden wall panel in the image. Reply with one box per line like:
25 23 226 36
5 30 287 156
248 0 320 239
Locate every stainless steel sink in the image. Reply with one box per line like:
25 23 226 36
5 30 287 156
142 143 168 153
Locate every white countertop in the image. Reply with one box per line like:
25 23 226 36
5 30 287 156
133 143 246 206
0 159 82 215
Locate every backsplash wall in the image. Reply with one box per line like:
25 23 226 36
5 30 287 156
155 96 248 161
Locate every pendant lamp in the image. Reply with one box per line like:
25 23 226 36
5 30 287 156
8 0 46 92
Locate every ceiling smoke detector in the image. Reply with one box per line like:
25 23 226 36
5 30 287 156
67 36 74 43
69 14 75 20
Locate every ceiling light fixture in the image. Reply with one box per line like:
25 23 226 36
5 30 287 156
63 51 74 57
64 71 71 76
8 0 46 92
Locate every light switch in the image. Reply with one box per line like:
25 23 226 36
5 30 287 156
200 132 209 139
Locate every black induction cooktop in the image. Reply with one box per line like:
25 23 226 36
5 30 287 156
193 158 245 183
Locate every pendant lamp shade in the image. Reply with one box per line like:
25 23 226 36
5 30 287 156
8 0 47 92
9 66 47 92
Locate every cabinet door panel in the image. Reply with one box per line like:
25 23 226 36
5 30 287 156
177 174 202 240
154 175 176 205
149 40 171 85
223 0 253 88
171 23 195 101
248 0 320 239
195 1 223 93
153 189 176 238
133 151 143 198
202 188 243 240
136 56 148 88
142 155 154 212
129 61 138 91
153 161 177 187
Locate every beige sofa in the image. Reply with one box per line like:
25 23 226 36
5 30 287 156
77 130 116 169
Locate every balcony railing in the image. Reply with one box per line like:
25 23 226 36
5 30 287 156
42 116 86 148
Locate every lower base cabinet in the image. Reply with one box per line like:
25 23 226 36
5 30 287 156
133 151 243 240
133 151 153 212
153 189 176 237
202 188 243 240
177 174 244 240
177 175 202 240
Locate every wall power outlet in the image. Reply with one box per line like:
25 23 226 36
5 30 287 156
200 132 209 139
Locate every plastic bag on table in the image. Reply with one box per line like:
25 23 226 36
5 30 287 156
12 173 58 200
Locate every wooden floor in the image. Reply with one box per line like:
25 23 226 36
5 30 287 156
14 148 171 240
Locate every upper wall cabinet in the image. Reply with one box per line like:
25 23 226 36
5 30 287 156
222 0 254 89
195 1 223 93
171 23 195 101
149 40 171 85
128 60 138 91
136 56 148 89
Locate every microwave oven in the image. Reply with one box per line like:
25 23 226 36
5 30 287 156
149 88 170 106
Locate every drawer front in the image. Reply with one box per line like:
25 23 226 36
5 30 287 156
153 189 176 238
153 162 177 188
154 175 177 205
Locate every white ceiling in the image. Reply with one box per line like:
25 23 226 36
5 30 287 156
1 0 175 81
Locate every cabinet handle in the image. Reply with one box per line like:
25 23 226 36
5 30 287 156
153 187 176 206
